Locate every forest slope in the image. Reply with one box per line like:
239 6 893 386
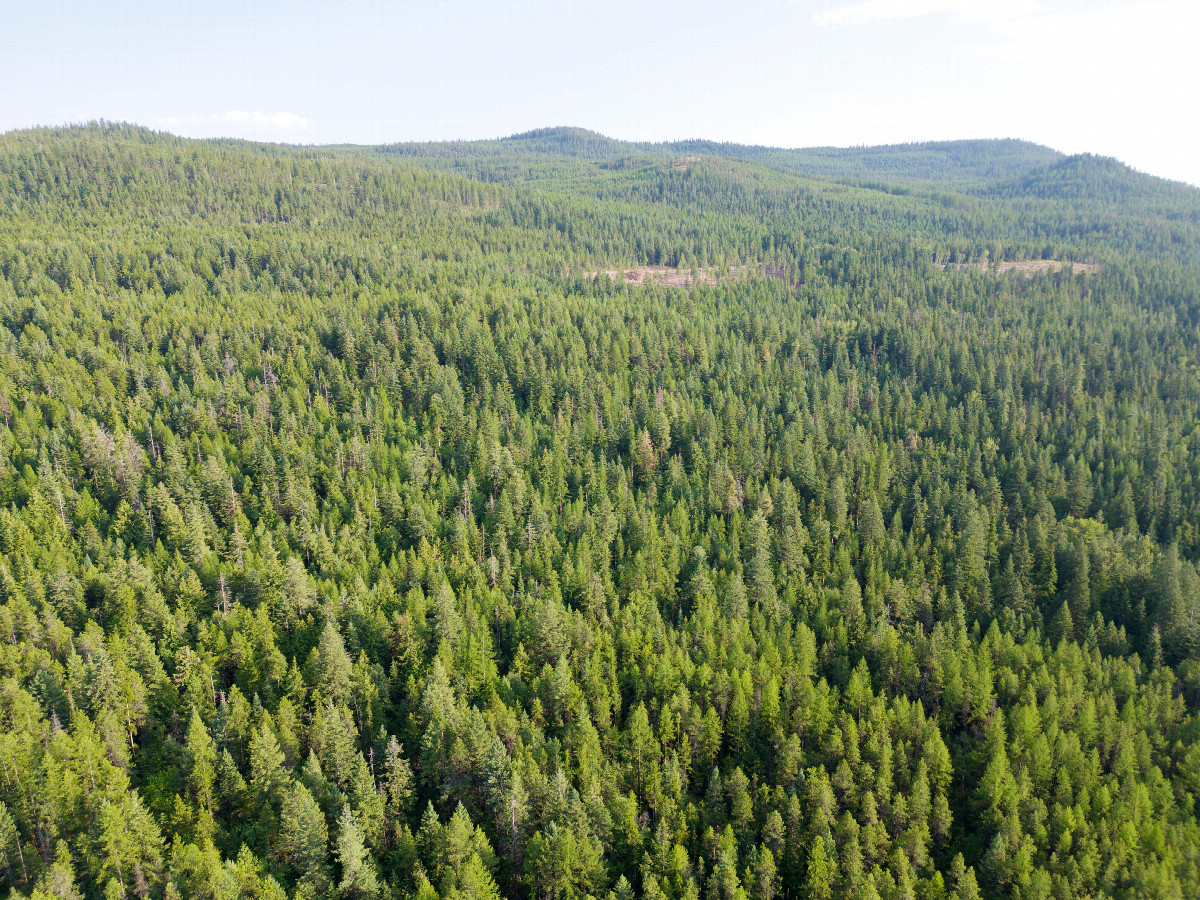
379 128 1063 183
1 123 1200 900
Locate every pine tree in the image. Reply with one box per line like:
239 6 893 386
312 619 355 707
383 736 415 819
336 804 380 900
1068 459 1093 518
277 783 331 897
805 836 833 900
747 511 779 621
250 724 289 804
0 801 25 886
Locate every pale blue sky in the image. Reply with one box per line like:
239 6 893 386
2 0 1198 184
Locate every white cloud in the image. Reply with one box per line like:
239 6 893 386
815 0 1043 26
158 111 308 131
216 110 308 129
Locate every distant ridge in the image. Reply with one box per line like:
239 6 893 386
998 152 1200 202
379 126 1063 183
3 122 1196 247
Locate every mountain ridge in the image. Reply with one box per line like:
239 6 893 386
379 126 1065 183
9 122 1196 197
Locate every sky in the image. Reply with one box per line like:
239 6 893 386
2 0 1199 185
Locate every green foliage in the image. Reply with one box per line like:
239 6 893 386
1 122 1200 900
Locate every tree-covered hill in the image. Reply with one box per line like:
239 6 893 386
379 128 1063 184
2 122 1200 900
373 126 1199 266
994 153 1194 203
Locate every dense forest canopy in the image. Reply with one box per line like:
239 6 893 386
378 128 1065 183
2 121 1200 900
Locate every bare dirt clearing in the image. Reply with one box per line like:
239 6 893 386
940 259 1103 275
586 263 795 287
588 259 1101 289
587 265 740 287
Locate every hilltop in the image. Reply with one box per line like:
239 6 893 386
377 126 1063 183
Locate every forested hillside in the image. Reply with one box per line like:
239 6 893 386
379 128 1063 184
2 122 1200 900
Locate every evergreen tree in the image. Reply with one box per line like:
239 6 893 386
336 804 380 900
